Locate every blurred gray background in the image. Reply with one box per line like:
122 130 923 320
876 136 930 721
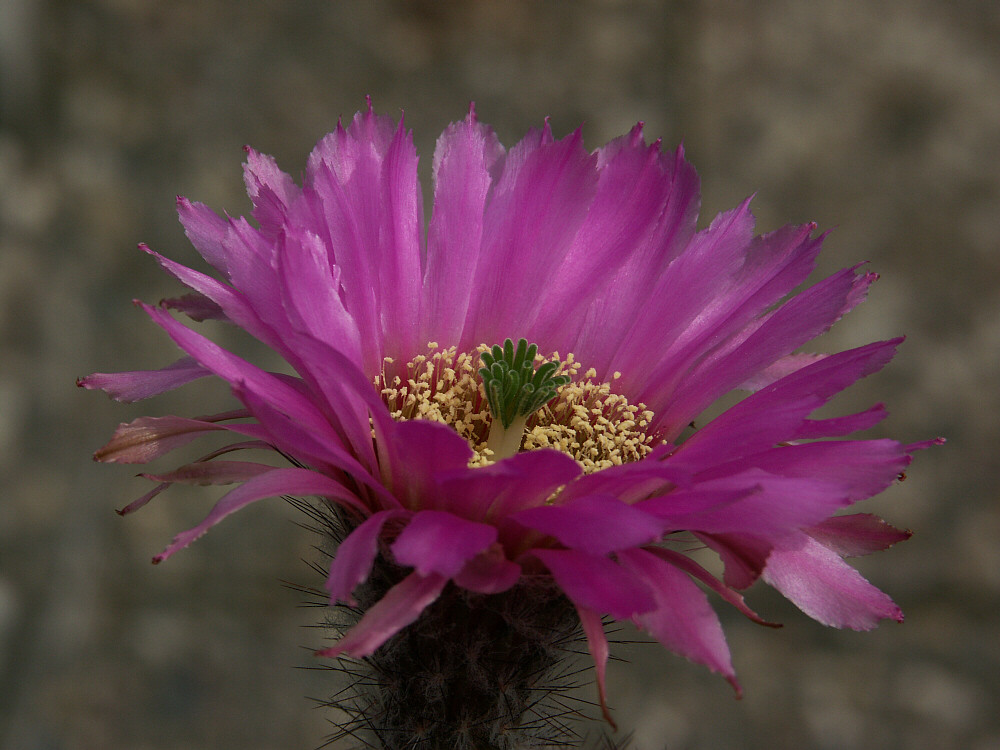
1 1 996 748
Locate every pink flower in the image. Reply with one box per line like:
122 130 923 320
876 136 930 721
81 101 938 726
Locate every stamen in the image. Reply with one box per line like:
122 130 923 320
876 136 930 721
480 339 570 460
375 343 657 471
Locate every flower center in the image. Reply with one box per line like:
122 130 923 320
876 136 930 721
376 342 658 472
479 338 571 460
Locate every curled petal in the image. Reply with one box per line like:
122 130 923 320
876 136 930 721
806 513 911 557
93 411 247 464
326 509 409 605
153 468 366 564
78 357 208 403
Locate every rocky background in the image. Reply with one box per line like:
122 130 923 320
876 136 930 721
1 1 996 748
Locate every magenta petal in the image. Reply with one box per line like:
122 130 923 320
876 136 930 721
326 509 409 605
435 448 581 521
391 510 497 578
530 548 655 619
511 494 663 554
561 144 700 376
695 532 772 590
453 544 521 594
78 356 208 403
618 548 740 694
378 419 474 509
710 440 910 504
806 513 911 557
231 384 395 506
763 532 904 630
316 571 448 659
610 198 757 389
303 109 423 374
642 472 853 537
140 303 336 439
795 403 888 439
152 468 367 563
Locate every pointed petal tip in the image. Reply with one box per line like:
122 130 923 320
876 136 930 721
467 101 477 120
728 674 744 699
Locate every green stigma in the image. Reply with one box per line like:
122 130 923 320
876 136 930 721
480 338 570 460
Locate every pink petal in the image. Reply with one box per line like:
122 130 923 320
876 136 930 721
421 106 504 347
618 548 741 694
705 440 910 504
316 571 448 659
93 411 246 464
641 471 854 537
232 383 395 506
176 196 231 277
530 548 655 619
636 222 825 408
326 509 409 605
558 144 701 376
303 108 423 375
576 604 616 728
737 352 827 392
275 230 362 364
694 532 772 590
160 293 226 322
391 510 497 578
140 460 276 485
654 265 879 438
139 303 336 440
377 419 474 510
511 494 663 554
152 468 366 563
453 544 521 594
435 448 581 522
806 513 911 557
242 146 299 237
609 197 758 391
140 243 288 359
460 126 599 350
794 403 888 439
763 531 904 630
642 546 779 627
534 129 683 356
668 339 902 465
77 357 208 403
